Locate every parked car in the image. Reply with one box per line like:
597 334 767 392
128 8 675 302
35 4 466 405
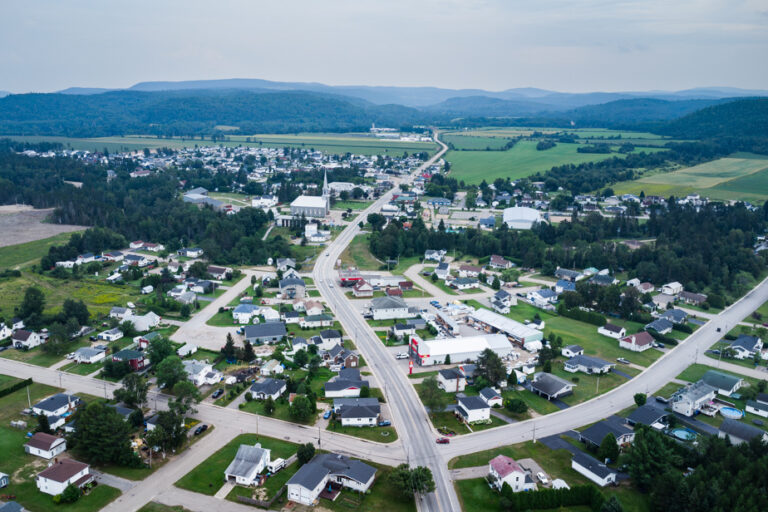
395 352 409 360
616 358 630 364
194 424 208 435
323 410 332 420
436 437 450 444
211 389 224 399
378 420 391 427
537 472 549 485
656 396 670 404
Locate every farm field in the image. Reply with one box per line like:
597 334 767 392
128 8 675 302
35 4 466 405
612 153 768 202
0 206 85 253
447 127 667 140
442 133 511 150
6 133 438 156
0 230 82 268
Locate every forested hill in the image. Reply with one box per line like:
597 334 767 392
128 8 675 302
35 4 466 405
659 98 768 138
0 89 429 137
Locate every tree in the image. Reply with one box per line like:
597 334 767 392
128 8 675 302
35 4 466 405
170 380 201 415
626 428 680 492
290 395 313 422
128 408 144 428
144 410 186 457
543 360 552 373
297 442 315 465
69 402 138 466
61 484 81 503
188 261 209 279
294 349 309 368
504 398 528 415
156 356 186 390
634 393 647 407
147 337 174 366
389 464 436 498
221 333 237 361
491 277 501 290
444 354 451 365
62 299 90 325
19 286 45 322
419 376 447 413
180 304 191 318
600 496 624 512
243 341 255 362
103 359 131 379
597 433 619 463
114 373 148 408
264 396 276 415
36 413 52 434
360 386 370 398
42 322 69 355
476 349 506 385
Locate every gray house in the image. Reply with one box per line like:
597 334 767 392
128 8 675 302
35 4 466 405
244 323 287 344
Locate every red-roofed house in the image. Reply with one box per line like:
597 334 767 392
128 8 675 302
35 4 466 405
36 459 93 496
619 332 654 352
352 280 373 298
488 455 535 492
24 432 66 459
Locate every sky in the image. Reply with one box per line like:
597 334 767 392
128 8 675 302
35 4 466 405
1 0 767 94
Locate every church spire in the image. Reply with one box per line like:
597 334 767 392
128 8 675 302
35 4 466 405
322 168 329 198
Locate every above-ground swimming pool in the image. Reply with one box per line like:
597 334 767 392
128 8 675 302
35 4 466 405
670 428 697 441
720 407 744 419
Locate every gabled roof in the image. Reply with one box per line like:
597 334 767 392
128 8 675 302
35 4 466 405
579 418 633 446
600 323 624 334
320 329 341 339
225 444 269 478
339 405 379 419
34 393 79 413
646 318 673 332
457 395 489 411
730 335 760 352
531 373 573 396
701 370 742 391
38 459 89 483
628 404 667 426
564 344 583 353
661 309 688 322
720 418 765 441
371 296 408 310
244 322 287 338
572 451 616 479
438 368 464 380
479 387 502 401
288 453 376 489
565 354 613 370
620 332 654 347
490 455 523 478
26 432 64 451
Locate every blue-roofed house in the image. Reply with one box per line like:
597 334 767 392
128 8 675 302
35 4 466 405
555 280 576 294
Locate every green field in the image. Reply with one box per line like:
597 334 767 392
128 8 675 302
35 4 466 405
7 133 438 157
613 153 768 202
442 134 511 150
0 231 84 269
445 140 654 184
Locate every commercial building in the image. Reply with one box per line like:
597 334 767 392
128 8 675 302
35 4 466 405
467 308 544 352
409 334 513 366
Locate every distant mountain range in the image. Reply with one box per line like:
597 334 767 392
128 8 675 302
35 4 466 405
0 91 9 98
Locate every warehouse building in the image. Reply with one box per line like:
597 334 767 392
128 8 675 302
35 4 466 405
467 308 544 352
408 334 513 366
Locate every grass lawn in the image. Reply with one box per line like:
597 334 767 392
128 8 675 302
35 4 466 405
175 434 298 496
502 387 562 416
428 411 508 435
654 382 682 399
138 503 193 512
432 278 460 296
226 461 300 504
408 370 438 380
205 309 240 327
326 420 398 443
550 366 632 406
332 200 374 211
14 482 121 512
340 234 382 270
320 461 416 512
62 360 105 375
0 231 83 269
703 342 763 370
677 363 763 387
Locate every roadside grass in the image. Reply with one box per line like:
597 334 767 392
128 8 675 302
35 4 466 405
431 279 459 296
676 363 763 387
175 434 298 496
138 503 193 512
428 411 508 435
502 387 561 416
340 234 381 270
0 339 89 367
326 420 398 443
0 231 83 269
62 360 105 375
332 200 374 211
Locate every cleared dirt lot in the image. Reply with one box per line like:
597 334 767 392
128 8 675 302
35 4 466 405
0 205 85 248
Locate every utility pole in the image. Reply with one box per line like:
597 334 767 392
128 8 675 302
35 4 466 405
596 375 600 395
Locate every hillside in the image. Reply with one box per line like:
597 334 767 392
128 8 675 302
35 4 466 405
659 98 768 139
563 98 726 126
0 89 429 137
424 95 556 117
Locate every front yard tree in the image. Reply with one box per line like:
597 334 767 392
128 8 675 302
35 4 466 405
62 299 90 325
294 349 309 368
147 338 174 366
145 410 187 457
170 381 202 415
477 348 506 385
419 376 447 414
634 393 647 407
290 395 313 422
221 333 237 361
297 442 315 465
598 433 619 463
600 496 625 512
70 402 138 466
114 373 148 408
264 396 276 415
390 464 436 497
156 356 186 391
36 413 52 434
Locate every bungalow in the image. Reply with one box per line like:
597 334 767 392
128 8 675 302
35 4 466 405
555 280 576 294
597 323 626 339
661 281 683 296
36 460 93 496
233 304 260 324
745 400 768 418
97 328 123 342
651 293 675 309
424 249 446 262
339 403 380 427
435 262 450 280
131 311 161 332
479 387 503 407
112 349 146 372
392 323 416 340
679 291 707 306
282 311 301 324
729 335 763 360
561 345 584 358
636 282 655 294
286 453 376 506
589 274 618 287
437 368 466 393
224 443 271 486
579 418 635 449
260 360 284 377
660 309 688 325
352 280 374 298
25 433 67 459
279 277 306 299
645 318 673 335
700 370 743 396
300 314 334 329
319 329 343 348
619 332 654 352
324 369 369 398
718 419 768 445
72 347 106 364
489 255 513 269
183 360 222 387
33 394 80 418
0 323 11 341
456 395 490 423
102 251 124 262
125 254 150 267
527 288 558 307
451 277 479 290
244 322 287 344
671 381 716 416
207 265 232 280
109 307 132 321
250 378 287 401
276 258 296 272
627 405 668 429
370 296 412 320
142 242 164 253
12 330 43 350
530 373 575 400
129 240 145 249
564 354 614 375
488 455 535 492
178 247 204 258
554 268 583 282
177 343 198 357
571 452 617 487
458 265 482 278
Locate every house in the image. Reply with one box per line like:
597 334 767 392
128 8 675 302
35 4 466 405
352 280 373 298
579 417 635 449
109 306 132 321
435 262 450 280
332 398 380 415
250 378 286 401
645 318 673 335
141 285 154 294
458 265 482 278
489 255 513 269
112 349 146 371
370 296 412 320
619 332 654 352
491 299 510 314
488 455 535 492
224 443 271 486
555 280 576 294
589 274 618 287
456 395 490 423
36 459 93 496
437 368 466 393
339 403 380 427
679 291 707 306
554 268 583 282
280 277 306 299
300 314 334 329
530 373 575 400
319 329 343 348
276 258 296 272
636 282 655 294
260 359 284 377
718 419 768 445
178 247 204 258
729 335 763 360
207 266 232 280
700 370 743 396
24 433 66 459
33 394 80 418
233 304 260 324
72 346 106 364
102 251 124 262
183 360 222 386
282 311 301 324
627 404 668 429
564 354 614 374
142 242 164 253
286 453 376 506
745 400 768 418
479 387 503 407
0 323 11 341
12 330 43 350
385 287 403 297
671 381 716 416
661 282 683 295
451 277 480 290
494 289 514 307
303 300 325 316
527 288 558 307
562 345 584 358
651 293 675 310
131 312 162 332
97 327 123 342
660 309 688 325
597 323 626 339
571 452 617 487
0 501 20 512
125 254 149 267
424 250 446 262
392 323 416 340
325 344 359 368
324 369 369 398
244 323 287 344
129 240 145 249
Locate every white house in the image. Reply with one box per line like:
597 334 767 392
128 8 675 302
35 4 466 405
286 453 376 506
370 296 413 320
746 400 768 418
72 347 106 364
224 443 271 486
250 378 287 401
479 387 503 407
571 452 617 487
260 359 284 376
488 455 535 492
0 323 12 341
183 360 222 387
437 368 466 393
12 330 43 350
24 433 66 459
232 304 260 324
671 381 716 416
619 332 654 352
339 404 380 427
456 395 490 423
564 355 614 375
561 345 584 358
33 394 80 418
97 328 123 342
177 343 198 357
597 323 626 339
661 282 683 296
36 459 93 496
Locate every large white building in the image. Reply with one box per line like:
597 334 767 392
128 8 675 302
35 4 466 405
502 207 542 230
467 308 544 352
290 170 330 218
409 334 513 366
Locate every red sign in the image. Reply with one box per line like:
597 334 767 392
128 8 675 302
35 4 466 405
409 360 413 375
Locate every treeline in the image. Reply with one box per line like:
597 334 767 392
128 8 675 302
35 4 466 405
40 228 127 269
369 203 768 295
0 143 290 265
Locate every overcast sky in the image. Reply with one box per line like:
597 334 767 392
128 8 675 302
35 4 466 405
1 0 766 93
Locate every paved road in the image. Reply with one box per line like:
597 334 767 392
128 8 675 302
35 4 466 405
313 133 461 512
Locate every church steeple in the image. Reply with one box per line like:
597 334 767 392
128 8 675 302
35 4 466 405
322 168 329 199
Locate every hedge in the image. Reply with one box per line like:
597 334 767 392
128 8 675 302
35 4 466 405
673 323 693 334
557 304 606 326
500 483 604 511
0 377 33 399
647 328 678 346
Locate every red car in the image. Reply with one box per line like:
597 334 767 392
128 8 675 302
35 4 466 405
436 437 450 444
